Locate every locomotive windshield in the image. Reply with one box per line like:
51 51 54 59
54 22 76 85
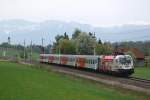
119 56 132 65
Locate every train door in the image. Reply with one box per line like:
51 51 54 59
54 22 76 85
48 55 54 63
76 57 86 68
99 56 113 72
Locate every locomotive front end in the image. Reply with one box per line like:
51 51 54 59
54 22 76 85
115 55 134 76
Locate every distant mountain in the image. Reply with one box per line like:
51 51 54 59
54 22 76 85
0 19 150 45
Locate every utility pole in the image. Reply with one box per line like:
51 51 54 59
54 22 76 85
24 39 26 61
49 39 53 54
30 40 32 62
94 46 96 55
8 36 11 45
42 38 44 54
92 32 96 55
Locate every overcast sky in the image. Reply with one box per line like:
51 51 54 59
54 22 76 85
0 0 150 26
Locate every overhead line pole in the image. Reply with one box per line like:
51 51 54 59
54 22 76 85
42 38 44 54
30 40 32 62
24 39 26 61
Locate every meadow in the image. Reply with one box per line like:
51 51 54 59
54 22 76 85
0 61 149 100
0 48 39 61
132 65 150 80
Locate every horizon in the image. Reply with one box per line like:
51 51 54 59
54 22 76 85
0 19 150 45
1 19 150 28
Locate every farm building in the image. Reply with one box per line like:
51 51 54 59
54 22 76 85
113 48 145 66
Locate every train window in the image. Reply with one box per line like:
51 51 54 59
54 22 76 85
86 60 88 63
95 60 97 63
71 58 73 62
70 58 72 62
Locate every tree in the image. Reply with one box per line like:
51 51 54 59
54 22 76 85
53 34 64 53
64 32 69 40
55 35 64 44
95 43 112 55
75 32 97 55
72 29 81 39
56 39 76 54
98 38 102 44
0 42 11 48
20 51 28 59
95 44 104 55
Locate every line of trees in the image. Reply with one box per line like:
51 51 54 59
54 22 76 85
0 29 149 56
52 29 112 55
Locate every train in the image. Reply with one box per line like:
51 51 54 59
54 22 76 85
39 54 134 76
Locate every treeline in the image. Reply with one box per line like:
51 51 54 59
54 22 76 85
0 29 149 56
0 42 51 54
52 29 150 56
52 29 112 55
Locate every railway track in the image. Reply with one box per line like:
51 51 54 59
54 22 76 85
20 60 150 93
28 61 150 92
129 77 150 83
55 65 150 89
127 77 150 88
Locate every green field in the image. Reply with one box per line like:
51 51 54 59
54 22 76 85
132 66 150 80
0 49 39 60
0 62 149 100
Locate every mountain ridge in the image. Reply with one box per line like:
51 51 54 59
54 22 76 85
0 19 150 45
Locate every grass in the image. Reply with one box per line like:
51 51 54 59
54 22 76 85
0 62 150 100
0 48 39 61
132 65 150 80
0 49 19 57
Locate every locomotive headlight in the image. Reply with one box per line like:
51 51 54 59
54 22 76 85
116 64 122 69
119 66 122 69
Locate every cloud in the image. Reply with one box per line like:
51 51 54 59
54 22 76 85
0 0 150 26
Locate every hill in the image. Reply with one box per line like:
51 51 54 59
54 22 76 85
0 19 150 45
